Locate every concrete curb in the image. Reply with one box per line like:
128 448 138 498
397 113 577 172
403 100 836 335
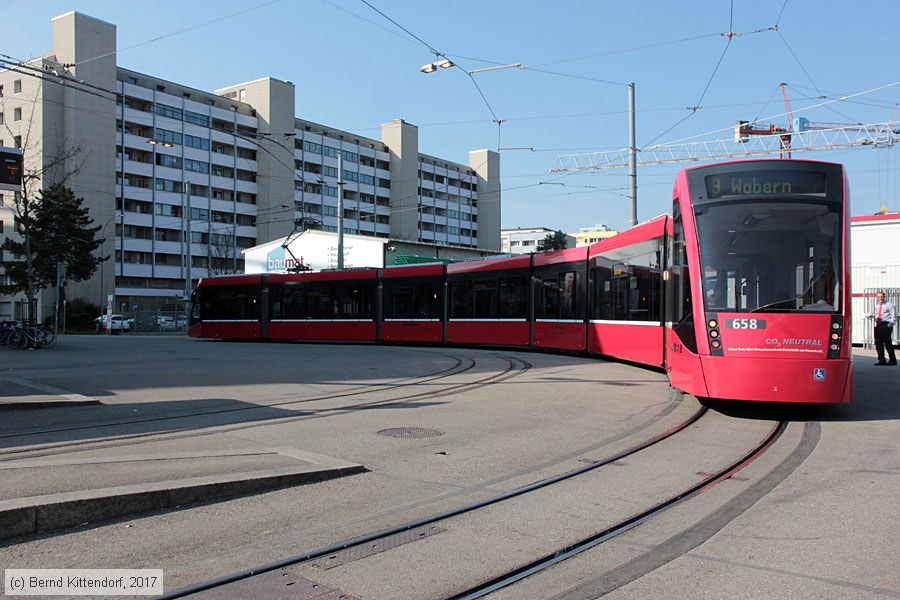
0 464 366 542
0 400 102 412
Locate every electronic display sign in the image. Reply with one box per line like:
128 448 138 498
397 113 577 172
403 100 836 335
704 170 826 199
0 147 23 192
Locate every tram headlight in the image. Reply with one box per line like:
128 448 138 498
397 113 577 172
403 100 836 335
832 322 841 330
710 330 719 339
831 333 840 340
830 343 839 351
708 319 718 329
711 340 721 349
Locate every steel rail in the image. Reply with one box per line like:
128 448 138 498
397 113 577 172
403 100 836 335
447 419 787 599
154 406 709 599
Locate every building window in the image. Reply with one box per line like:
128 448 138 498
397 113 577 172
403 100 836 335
13 136 21 148
184 111 209 127
154 178 181 193
13 80 22 94
13 108 22 122
154 128 182 146
184 158 209 174
156 154 181 169
154 104 183 121
184 134 210 150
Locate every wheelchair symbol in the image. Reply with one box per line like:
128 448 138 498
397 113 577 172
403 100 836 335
813 368 826 381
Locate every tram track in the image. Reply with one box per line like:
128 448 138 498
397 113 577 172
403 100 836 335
0 351 530 460
448 419 788 599
155 405 733 599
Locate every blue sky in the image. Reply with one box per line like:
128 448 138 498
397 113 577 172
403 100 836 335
6 0 900 232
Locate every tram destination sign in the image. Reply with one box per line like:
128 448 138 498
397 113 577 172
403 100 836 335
0 147 23 192
704 170 826 199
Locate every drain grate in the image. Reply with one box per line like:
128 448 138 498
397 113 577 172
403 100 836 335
309 525 447 570
376 427 445 439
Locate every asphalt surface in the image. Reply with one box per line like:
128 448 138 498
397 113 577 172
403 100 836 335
0 336 897 599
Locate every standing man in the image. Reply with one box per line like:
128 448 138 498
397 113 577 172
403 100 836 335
868 291 897 366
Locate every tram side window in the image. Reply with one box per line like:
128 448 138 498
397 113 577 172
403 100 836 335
201 284 259 320
538 272 579 320
473 279 498 318
275 283 305 319
388 285 415 318
499 276 527 318
384 277 442 319
274 281 373 320
333 282 373 319
450 274 528 319
450 280 474 318
590 239 662 322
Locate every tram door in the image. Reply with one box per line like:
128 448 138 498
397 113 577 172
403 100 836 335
664 202 704 395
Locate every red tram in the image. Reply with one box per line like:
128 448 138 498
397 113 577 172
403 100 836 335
190 159 852 403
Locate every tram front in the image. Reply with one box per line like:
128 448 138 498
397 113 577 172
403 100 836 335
685 160 852 403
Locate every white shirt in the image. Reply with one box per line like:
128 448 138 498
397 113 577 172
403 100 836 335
869 299 897 326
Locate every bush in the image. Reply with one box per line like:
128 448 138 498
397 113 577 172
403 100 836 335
65 297 102 330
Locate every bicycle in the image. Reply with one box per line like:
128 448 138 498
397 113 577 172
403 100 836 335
6 322 55 349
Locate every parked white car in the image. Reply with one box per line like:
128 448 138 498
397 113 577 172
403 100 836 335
95 314 131 333
157 315 186 331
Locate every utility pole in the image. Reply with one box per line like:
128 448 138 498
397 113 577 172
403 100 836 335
337 142 344 270
185 184 192 299
628 82 637 227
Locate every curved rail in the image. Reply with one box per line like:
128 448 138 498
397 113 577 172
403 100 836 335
155 406 709 599
447 419 787 599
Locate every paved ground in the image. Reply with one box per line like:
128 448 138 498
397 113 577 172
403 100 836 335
0 336 897 599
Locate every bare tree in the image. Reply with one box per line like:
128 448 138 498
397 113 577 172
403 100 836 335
203 225 241 275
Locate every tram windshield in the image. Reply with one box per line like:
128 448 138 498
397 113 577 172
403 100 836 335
694 200 841 313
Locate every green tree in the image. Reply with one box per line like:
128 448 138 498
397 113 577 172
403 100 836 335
0 183 103 303
536 230 569 252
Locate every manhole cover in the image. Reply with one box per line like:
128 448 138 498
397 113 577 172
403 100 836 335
377 427 445 439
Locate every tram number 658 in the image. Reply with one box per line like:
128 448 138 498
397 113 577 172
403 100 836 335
727 318 766 330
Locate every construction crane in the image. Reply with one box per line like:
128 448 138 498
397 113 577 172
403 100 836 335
551 121 900 172
552 84 899 172
778 83 896 135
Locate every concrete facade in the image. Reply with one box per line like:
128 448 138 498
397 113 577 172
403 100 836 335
0 12 500 320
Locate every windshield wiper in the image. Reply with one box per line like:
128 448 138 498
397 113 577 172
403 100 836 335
750 298 797 313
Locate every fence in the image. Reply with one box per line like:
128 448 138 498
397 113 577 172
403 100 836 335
856 288 900 348
129 298 189 334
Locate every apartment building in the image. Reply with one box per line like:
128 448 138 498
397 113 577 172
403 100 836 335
0 11 499 320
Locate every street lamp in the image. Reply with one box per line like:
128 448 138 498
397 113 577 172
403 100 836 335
420 58 455 73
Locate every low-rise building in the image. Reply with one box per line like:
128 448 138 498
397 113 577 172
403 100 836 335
569 224 618 247
501 227 576 254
